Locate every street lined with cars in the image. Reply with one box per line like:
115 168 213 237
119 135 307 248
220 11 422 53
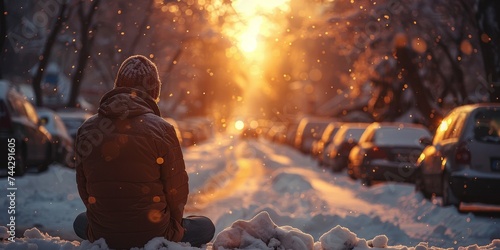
257 109 500 211
3 88 500 212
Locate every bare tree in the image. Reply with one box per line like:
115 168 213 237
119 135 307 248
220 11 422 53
31 1 69 106
308 0 485 127
67 0 100 107
126 0 155 55
474 0 500 102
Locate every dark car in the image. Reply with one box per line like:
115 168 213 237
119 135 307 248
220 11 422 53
294 117 332 155
312 121 342 164
347 122 431 186
324 123 369 172
0 80 53 176
415 103 500 207
266 122 288 144
37 107 75 168
179 116 214 146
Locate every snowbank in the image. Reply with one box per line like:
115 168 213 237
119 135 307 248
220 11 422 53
1 136 499 249
1 211 499 250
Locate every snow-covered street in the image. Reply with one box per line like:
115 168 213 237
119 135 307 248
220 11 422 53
1 133 499 249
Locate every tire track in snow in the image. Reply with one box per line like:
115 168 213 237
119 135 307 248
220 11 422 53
186 140 265 212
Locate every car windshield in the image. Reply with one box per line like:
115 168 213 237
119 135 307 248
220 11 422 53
374 127 430 146
473 109 500 143
305 122 328 139
334 128 365 144
344 128 365 141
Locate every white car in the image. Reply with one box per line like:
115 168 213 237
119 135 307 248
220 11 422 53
415 103 500 208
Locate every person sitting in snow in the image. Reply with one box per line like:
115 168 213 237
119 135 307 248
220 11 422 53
73 55 215 249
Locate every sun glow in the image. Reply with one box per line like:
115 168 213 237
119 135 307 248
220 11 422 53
235 120 245 131
238 18 262 53
230 0 290 53
223 0 291 121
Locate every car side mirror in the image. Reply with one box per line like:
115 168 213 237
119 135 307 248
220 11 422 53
419 136 432 146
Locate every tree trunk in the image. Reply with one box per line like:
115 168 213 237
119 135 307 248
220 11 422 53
31 1 67 107
395 46 442 129
161 47 184 115
67 0 100 108
476 0 500 102
127 0 154 55
0 0 6 79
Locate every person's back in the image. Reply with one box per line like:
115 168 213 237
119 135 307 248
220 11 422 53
74 55 214 249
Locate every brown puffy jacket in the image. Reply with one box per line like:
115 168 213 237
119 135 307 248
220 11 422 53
75 87 188 249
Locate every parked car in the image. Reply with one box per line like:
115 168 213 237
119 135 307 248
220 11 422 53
347 122 431 186
37 107 75 168
324 123 369 172
415 103 500 207
0 80 53 176
266 122 288 144
312 121 342 163
294 117 332 154
57 108 93 140
177 116 215 146
240 127 260 139
163 117 183 146
285 120 300 147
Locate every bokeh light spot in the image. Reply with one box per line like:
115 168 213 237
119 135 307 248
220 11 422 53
156 157 164 164
148 209 161 223
411 38 427 53
153 196 161 202
460 40 473 55
148 209 162 223
235 120 245 131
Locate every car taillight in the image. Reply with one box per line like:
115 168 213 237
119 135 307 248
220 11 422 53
368 147 387 159
455 142 471 165
0 102 13 132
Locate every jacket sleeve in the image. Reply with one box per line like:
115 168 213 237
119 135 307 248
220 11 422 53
160 125 189 227
75 131 89 207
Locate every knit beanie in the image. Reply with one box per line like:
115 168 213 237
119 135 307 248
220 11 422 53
114 55 161 101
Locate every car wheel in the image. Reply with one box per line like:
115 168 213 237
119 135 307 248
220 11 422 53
317 157 324 167
37 144 52 172
347 165 357 180
361 177 372 187
442 173 459 207
415 169 432 199
14 149 26 176
332 165 344 173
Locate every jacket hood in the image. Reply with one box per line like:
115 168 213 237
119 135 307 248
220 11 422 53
98 87 161 118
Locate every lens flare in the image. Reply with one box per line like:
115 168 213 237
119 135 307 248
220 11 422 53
235 120 245 131
230 0 290 54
